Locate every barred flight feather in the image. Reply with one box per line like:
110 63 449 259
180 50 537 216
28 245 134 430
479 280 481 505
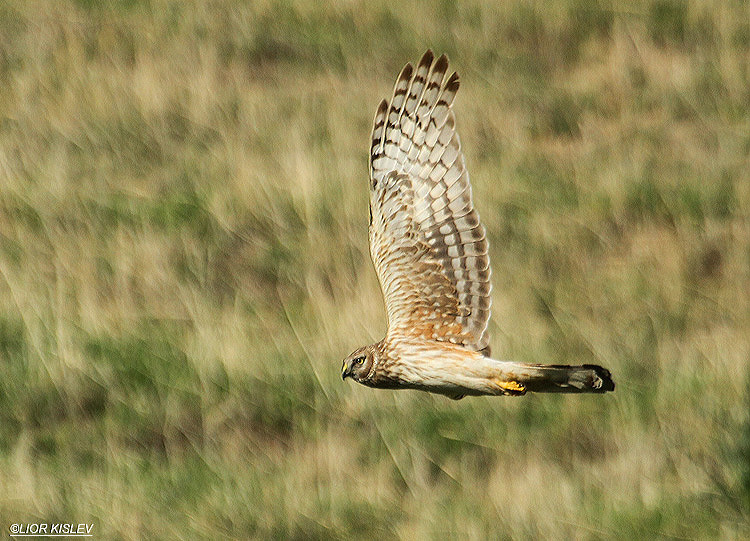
369 50 491 356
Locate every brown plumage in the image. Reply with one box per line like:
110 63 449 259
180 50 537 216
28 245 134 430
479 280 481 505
341 51 614 399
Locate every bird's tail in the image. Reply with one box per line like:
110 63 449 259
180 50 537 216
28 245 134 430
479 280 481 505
493 362 615 395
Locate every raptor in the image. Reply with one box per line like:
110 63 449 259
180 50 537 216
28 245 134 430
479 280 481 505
341 51 614 399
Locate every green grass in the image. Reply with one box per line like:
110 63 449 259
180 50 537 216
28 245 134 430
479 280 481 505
1 0 749 538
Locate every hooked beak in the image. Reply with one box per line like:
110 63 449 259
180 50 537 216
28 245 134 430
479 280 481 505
341 361 351 380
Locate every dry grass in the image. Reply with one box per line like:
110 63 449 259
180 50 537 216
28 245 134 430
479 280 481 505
0 0 749 538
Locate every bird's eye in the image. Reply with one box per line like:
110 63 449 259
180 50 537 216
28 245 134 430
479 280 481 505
354 356 365 365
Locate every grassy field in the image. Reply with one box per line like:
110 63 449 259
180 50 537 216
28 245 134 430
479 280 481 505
1 0 749 538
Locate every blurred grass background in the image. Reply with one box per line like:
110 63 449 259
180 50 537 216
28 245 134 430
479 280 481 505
0 0 749 538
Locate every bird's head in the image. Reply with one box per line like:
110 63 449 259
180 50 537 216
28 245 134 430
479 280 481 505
341 345 377 383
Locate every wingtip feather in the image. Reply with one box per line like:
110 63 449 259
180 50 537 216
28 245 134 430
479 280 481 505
419 49 435 68
433 53 449 75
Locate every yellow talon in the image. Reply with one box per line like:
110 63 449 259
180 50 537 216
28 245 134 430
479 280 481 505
496 379 526 396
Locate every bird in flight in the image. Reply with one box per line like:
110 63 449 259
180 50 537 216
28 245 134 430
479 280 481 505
341 50 614 399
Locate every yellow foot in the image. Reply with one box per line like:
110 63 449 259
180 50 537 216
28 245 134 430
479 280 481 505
494 379 527 396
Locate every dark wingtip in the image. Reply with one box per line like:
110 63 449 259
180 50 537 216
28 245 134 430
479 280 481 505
419 49 435 67
444 71 460 92
398 62 413 82
433 53 449 73
583 364 615 392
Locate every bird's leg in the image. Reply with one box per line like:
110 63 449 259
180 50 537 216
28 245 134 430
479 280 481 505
492 379 527 396
456 355 528 396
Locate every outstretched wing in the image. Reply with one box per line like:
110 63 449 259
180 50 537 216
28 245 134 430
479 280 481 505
368 50 492 356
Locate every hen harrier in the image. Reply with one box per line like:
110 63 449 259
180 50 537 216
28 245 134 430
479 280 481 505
341 51 614 399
